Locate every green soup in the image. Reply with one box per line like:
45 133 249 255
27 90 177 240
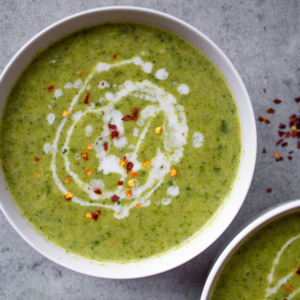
0 24 241 261
211 212 300 300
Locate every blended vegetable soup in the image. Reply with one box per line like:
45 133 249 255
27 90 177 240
0 24 241 261
211 212 300 300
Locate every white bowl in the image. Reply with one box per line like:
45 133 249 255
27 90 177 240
0 7 256 278
200 199 300 299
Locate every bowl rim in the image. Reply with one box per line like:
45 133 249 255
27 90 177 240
200 199 300 299
0 6 257 278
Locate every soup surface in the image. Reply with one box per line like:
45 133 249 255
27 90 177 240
211 212 300 300
0 24 241 261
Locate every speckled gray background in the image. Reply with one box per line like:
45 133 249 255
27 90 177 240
1 1 300 299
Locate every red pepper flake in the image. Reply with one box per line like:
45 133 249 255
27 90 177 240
92 210 101 221
121 108 139 121
279 123 286 129
113 54 117 59
35 157 40 161
290 114 297 123
296 268 300 275
298 141 300 149
288 156 293 161
124 156 127 161
278 131 285 137
103 142 108 151
108 124 117 130
285 132 291 138
111 130 119 139
289 150 294 154
47 85 54 92
267 108 275 114
295 97 300 103
258 116 263 122
262 148 266 153
263 89 266 93
276 139 284 146
292 131 297 138
297 132 300 139
266 188 272 193
94 188 102 195
131 108 139 121
276 157 283 162
281 142 288 147
81 152 88 160
118 181 124 186
111 195 120 202
121 115 132 121
84 93 89 104
127 162 134 173
265 119 271 124
273 99 281 104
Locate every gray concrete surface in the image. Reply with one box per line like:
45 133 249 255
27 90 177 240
1 1 300 299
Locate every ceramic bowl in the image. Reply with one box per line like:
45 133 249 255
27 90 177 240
0 6 256 278
200 200 300 299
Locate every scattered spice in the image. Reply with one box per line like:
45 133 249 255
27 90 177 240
276 139 284 146
127 162 134 173
34 172 40 178
103 142 108 151
170 168 177 177
273 152 279 159
155 126 162 134
65 178 71 184
85 168 93 175
289 151 294 154
279 123 286 129
273 99 282 104
77 71 83 76
81 152 88 160
87 144 93 150
288 156 293 161
84 93 89 104
128 179 135 188
298 141 300 149
65 192 73 201
119 160 125 167
291 125 297 132
131 171 137 177
278 131 285 137
126 189 132 197
94 188 101 195
263 89 266 93
136 203 141 210
262 148 266 153
296 268 300 275
258 116 263 122
263 116 268 121
86 210 101 221
267 108 275 114
285 132 291 138
281 142 288 147
295 97 300 103
108 124 119 139
118 181 124 186
266 188 272 193
285 285 293 292
47 85 54 92
113 54 117 59
276 157 283 162
265 119 271 124
62 110 69 117
292 131 297 138
121 108 139 121
143 160 151 168
35 157 40 162
111 195 120 202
